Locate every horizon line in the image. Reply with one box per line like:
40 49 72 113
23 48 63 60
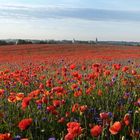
1 38 140 42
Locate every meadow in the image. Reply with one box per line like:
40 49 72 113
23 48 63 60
0 44 140 140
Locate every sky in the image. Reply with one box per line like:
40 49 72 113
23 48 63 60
0 0 140 41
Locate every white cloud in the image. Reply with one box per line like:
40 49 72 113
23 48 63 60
0 4 140 22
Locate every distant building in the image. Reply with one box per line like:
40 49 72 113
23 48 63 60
72 38 75 44
95 38 98 44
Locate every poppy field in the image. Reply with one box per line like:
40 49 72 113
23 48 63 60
0 44 140 140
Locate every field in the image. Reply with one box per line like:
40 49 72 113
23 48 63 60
0 44 140 140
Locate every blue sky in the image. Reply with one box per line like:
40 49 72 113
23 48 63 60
0 0 140 41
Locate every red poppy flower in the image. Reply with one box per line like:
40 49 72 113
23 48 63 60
39 83 44 89
72 72 79 78
74 91 82 97
122 66 129 72
21 97 31 110
70 64 76 70
123 113 131 126
41 96 48 104
0 89 5 97
46 80 52 87
18 118 32 131
80 105 87 112
92 63 100 68
98 89 103 96
100 112 109 119
82 65 86 70
113 64 121 70
16 93 24 101
86 87 93 95
46 105 55 112
62 67 67 72
71 84 78 89
109 121 122 135
67 122 80 128
131 70 137 75
0 133 11 140
24 81 29 86
64 133 74 140
36 99 42 105
67 122 82 137
53 100 61 107
58 117 65 123
104 70 111 76
90 125 102 137
8 95 17 103
72 103 79 112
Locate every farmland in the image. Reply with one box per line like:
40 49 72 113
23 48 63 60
0 44 140 140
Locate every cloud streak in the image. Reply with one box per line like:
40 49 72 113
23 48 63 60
0 4 140 22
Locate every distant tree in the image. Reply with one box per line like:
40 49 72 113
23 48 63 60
47 40 57 44
38 40 48 44
16 39 32 45
0 40 7 45
7 41 15 45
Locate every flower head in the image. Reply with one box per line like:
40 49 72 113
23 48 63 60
109 121 122 135
18 118 32 131
90 125 102 137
